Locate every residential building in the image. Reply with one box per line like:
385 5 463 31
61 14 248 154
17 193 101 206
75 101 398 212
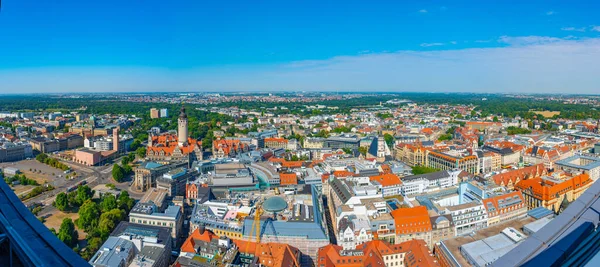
110 222 173 267
232 241 301 267
476 150 502 173
442 202 488 236
369 173 402 197
427 151 479 174
212 139 249 159
324 134 360 150
303 137 324 149
391 206 433 247
133 161 187 192
89 237 137 267
129 204 183 246
430 215 455 246
279 172 298 186
555 154 600 181
180 226 227 260
491 164 547 190
337 216 373 250
483 191 527 226
264 137 288 149
317 239 439 267
0 140 33 162
156 167 195 197
400 169 461 196
514 173 593 213
150 108 160 119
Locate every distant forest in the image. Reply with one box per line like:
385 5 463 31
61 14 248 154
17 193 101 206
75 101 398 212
0 93 598 120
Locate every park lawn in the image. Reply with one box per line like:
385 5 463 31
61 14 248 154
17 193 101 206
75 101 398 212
44 210 87 240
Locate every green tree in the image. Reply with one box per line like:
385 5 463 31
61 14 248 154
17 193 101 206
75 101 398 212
77 200 100 232
57 218 78 247
75 185 94 206
493 116 499 122
112 164 125 182
100 194 117 212
383 133 394 148
123 164 133 175
136 147 147 158
506 126 532 135
411 165 440 175
98 209 125 239
129 139 142 151
117 191 135 213
55 192 69 211
358 146 368 156
67 191 77 206
438 134 453 141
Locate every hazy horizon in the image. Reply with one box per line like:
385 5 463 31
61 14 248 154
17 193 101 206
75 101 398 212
2 1 600 94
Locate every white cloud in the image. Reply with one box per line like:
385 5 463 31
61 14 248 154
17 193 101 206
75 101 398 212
497 35 566 45
418 9 428 13
450 41 458 45
546 11 556 15
591 25 600 32
420 42 444 47
3 36 600 94
561 27 586 32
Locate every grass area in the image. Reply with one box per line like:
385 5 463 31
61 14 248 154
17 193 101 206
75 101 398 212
19 170 50 185
44 210 87 241
12 185 36 196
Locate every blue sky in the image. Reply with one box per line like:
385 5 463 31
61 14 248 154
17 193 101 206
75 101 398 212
1 0 600 93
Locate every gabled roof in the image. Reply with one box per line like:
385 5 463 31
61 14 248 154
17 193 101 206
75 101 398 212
493 164 546 186
180 228 218 254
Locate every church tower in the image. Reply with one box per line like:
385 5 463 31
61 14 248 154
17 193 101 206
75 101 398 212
178 105 188 147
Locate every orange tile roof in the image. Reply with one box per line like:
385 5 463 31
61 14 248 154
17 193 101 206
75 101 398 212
317 239 439 267
264 137 288 144
483 191 525 214
232 240 300 267
318 243 384 267
282 160 303 168
391 206 432 235
492 164 546 186
380 164 392 174
279 173 298 185
180 228 218 254
333 170 356 178
515 173 592 202
147 135 201 156
369 173 402 187
213 139 247 155
404 239 440 267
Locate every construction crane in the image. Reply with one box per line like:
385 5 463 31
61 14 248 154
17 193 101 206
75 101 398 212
245 203 263 253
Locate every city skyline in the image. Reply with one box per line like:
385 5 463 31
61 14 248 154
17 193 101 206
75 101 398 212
1 0 600 93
